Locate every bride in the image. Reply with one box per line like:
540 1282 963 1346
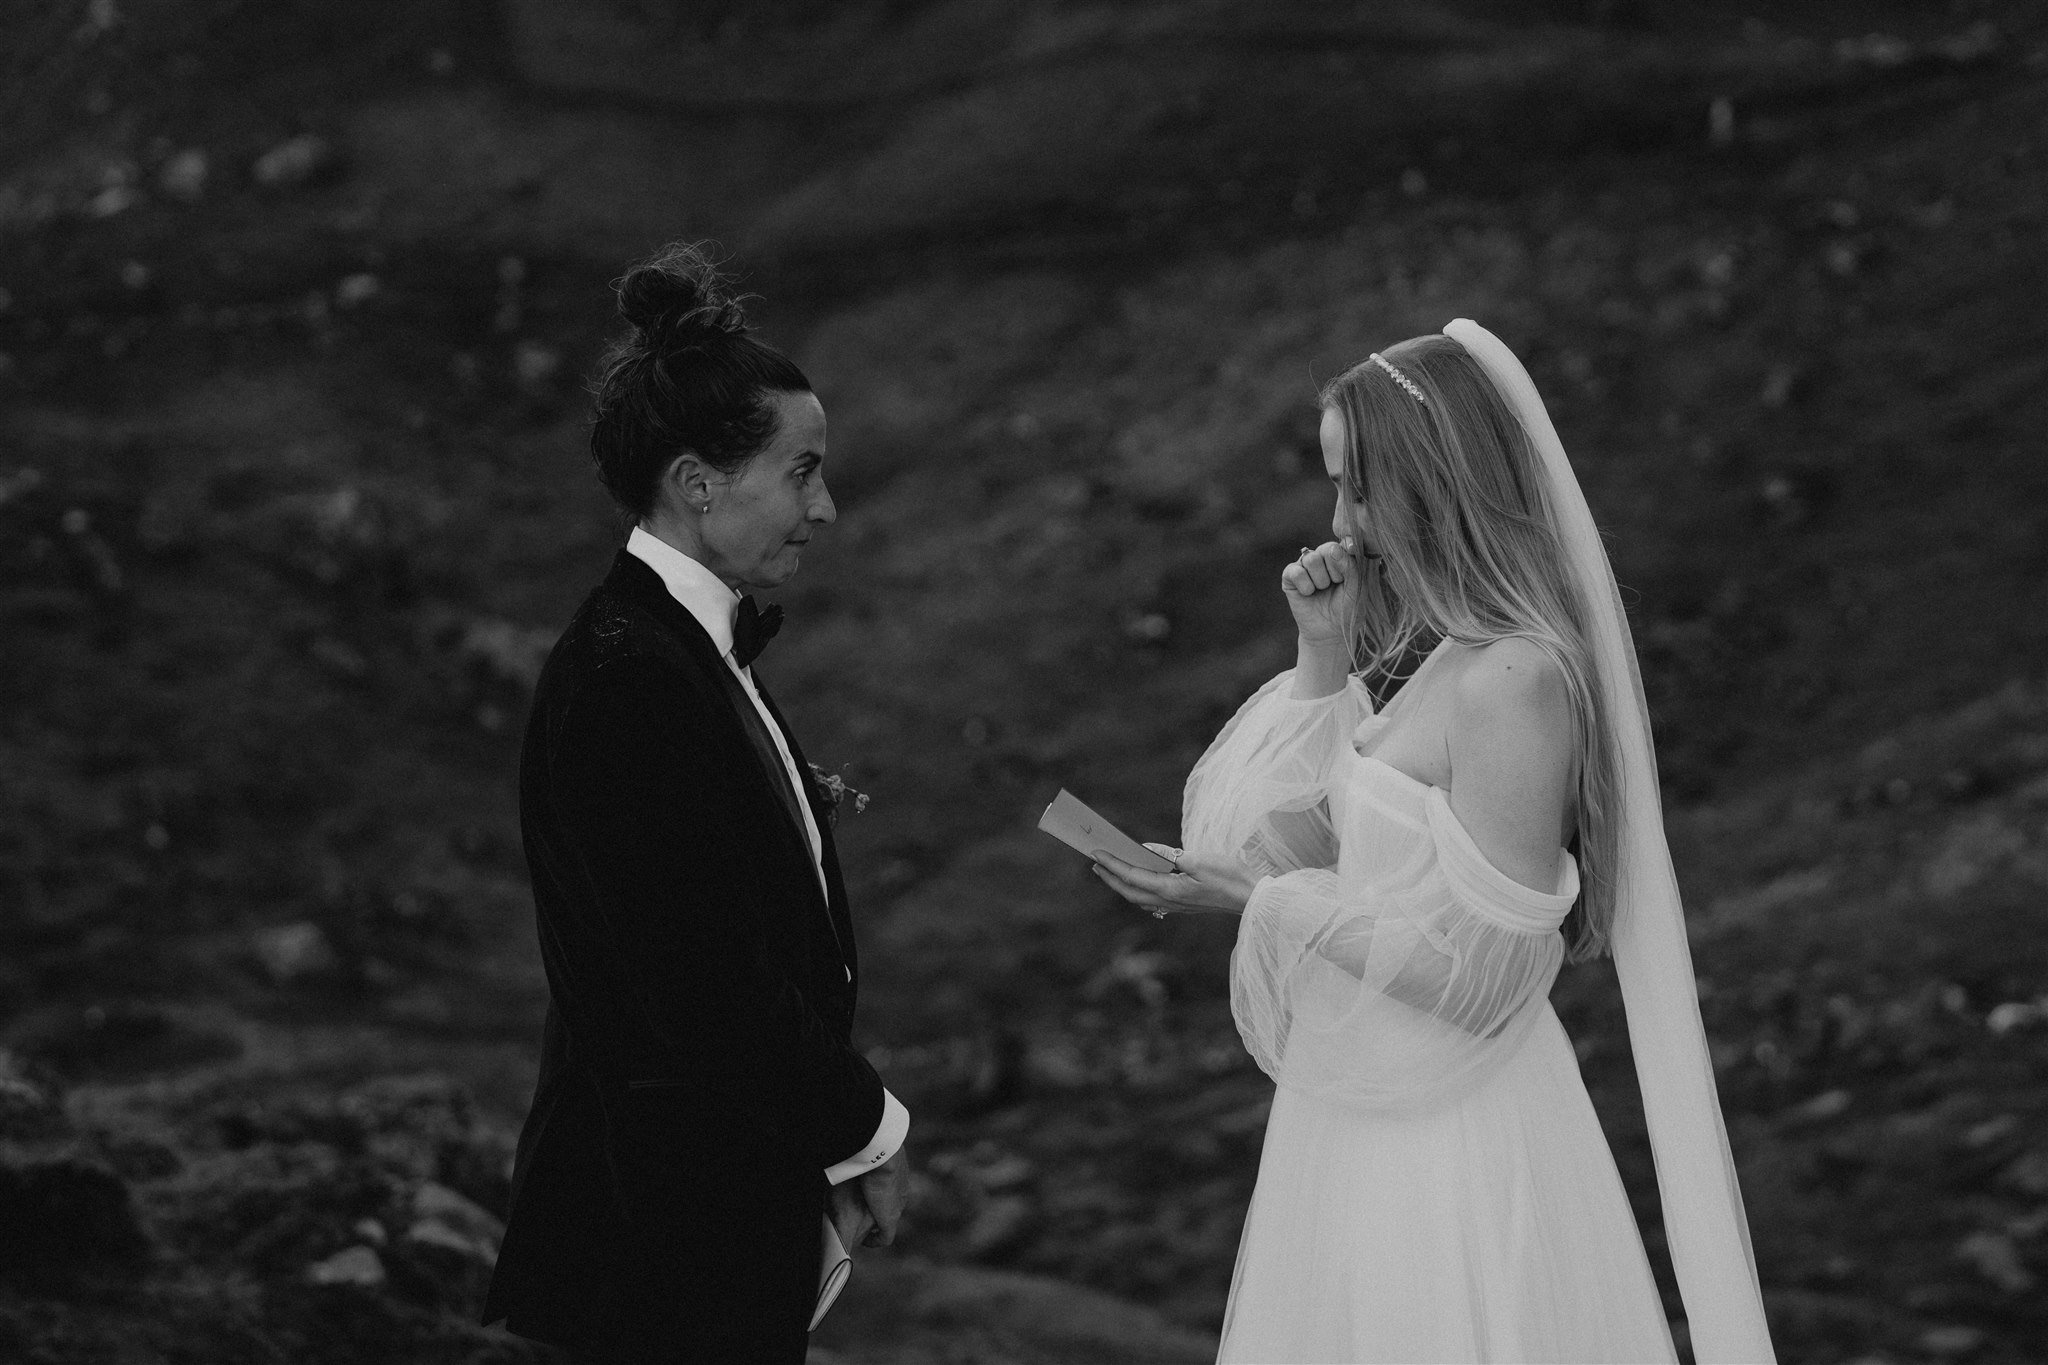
1091 321 1774 1363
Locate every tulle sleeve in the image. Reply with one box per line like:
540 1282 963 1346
1229 786 1574 1110
1181 669 1375 876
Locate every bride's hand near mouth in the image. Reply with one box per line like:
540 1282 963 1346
1285 539 1359 699
1284 540 1358 645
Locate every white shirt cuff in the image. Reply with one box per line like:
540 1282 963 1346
824 1089 908 1185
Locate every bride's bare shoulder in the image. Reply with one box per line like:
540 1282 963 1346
1443 638 1576 882
1447 637 1570 727
1443 637 1575 778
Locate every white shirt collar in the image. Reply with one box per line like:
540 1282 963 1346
625 525 740 658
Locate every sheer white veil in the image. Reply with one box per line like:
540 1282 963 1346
1442 319 1775 1363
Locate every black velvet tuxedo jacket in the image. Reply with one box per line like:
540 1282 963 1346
484 550 884 1363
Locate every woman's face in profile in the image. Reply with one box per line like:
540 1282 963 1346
703 390 836 591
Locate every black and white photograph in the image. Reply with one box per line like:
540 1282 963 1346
2 2 2043 1362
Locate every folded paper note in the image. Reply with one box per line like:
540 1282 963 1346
1037 789 1176 873
811 1216 852 1331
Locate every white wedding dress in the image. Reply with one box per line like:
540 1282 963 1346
1187 647 1678 1364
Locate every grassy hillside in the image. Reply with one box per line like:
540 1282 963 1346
2 1 2045 1360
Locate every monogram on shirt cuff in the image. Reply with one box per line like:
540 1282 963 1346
825 1089 908 1185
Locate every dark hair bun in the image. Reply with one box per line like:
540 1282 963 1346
615 241 750 344
589 241 812 516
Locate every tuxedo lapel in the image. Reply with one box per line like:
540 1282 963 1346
753 677 857 980
704 664 815 869
599 554 839 949
752 679 822 837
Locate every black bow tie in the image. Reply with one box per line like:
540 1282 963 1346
732 595 783 669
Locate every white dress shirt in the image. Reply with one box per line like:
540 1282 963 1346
625 527 907 1185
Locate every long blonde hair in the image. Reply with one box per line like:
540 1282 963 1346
1320 334 1620 962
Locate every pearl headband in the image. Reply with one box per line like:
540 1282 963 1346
1369 352 1427 405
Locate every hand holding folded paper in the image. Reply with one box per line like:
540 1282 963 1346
813 1146 908 1330
830 1179 877 1251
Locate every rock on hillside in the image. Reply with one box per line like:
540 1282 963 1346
0 1028 1215 1363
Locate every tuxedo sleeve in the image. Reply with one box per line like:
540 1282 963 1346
825 1089 908 1184
541 655 885 1171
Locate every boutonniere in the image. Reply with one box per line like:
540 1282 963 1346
806 763 870 828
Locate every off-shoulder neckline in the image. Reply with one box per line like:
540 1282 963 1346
1353 754 1578 907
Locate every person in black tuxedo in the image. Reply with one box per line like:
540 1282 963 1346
483 243 908 1363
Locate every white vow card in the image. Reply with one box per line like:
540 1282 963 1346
810 1215 851 1331
1037 789 1176 872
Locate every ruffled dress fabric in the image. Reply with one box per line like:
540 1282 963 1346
1188 665 1677 1364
